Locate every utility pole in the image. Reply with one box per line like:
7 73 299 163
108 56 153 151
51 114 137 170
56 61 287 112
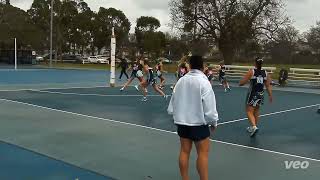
14 38 17 70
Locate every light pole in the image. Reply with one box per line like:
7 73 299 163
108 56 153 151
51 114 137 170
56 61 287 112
49 0 53 68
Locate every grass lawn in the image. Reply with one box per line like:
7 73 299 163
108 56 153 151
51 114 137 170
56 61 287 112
38 62 111 70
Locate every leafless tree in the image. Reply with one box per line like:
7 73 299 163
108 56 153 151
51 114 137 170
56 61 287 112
170 0 289 64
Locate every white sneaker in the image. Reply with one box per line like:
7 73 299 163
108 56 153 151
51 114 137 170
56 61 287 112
224 89 227 92
141 97 148 102
163 95 168 100
120 87 124 91
250 126 259 137
246 126 253 133
170 86 174 90
134 85 139 91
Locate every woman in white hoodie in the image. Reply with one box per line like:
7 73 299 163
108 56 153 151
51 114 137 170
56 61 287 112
168 55 219 180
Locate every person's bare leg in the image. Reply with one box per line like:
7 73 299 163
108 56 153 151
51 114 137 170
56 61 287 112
254 107 260 126
122 78 133 89
153 84 165 96
160 76 166 87
246 106 256 127
195 138 210 180
139 80 147 97
179 138 193 180
226 81 230 89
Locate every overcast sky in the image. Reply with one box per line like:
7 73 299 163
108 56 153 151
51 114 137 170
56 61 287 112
11 0 320 33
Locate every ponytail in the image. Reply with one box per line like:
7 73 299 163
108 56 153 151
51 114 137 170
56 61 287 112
255 58 263 70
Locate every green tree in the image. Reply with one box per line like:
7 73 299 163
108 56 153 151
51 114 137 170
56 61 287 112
165 35 189 60
143 31 166 57
59 0 79 54
73 0 93 55
135 16 166 57
94 7 130 54
0 3 44 49
135 16 160 50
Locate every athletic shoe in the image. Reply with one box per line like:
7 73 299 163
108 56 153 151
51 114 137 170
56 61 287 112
224 89 227 92
120 87 124 91
318 108 320 113
170 86 174 90
227 87 231 91
145 89 148 93
246 126 253 133
134 85 139 91
250 127 259 137
163 95 168 100
141 97 148 102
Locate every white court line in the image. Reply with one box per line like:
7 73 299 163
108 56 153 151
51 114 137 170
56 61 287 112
0 85 108 92
0 98 319 162
218 104 320 125
0 84 142 92
29 90 170 97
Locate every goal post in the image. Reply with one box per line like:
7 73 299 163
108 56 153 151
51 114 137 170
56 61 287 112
110 27 116 87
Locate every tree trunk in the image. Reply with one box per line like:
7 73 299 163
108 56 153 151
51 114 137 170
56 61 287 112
219 40 236 65
219 46 236 65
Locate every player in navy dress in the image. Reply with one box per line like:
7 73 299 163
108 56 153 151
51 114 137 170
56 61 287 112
120 59 145 91
239 58 273 137
135 61 167 101
155 60 166 89
218 62 231 92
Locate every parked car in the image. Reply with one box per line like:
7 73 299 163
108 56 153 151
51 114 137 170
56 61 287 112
88 56 99 63
81 57 90 64
61 54 82 63
43 53 56 60
36 56 44 62
96 55 108 64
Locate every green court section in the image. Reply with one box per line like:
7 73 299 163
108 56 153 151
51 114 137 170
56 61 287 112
0 141 113 180
0 86 319 160
0 86 319 124
0 100 319 180
214 107 320 159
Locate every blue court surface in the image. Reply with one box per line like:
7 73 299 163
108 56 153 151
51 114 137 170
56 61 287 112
0 68 319 180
